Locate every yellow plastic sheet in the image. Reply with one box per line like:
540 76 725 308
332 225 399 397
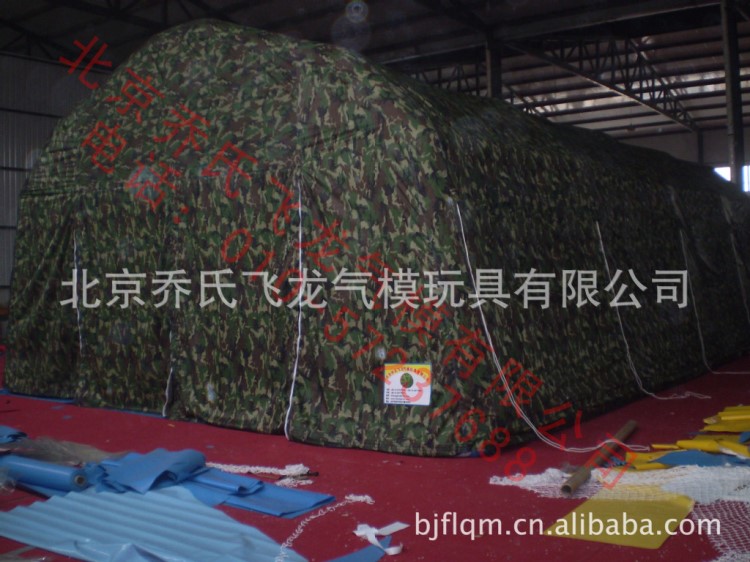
650 443 682 451
704 406 750 425
674 434 749 458
546 485 694 549
719 441 750 458
703 420 750 433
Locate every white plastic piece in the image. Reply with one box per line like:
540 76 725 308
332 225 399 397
353 521 409 555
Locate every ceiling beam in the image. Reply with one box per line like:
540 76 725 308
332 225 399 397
410 0 527 108
411 58 546 115
0 33 24 51
174 0 193 19
366 27 476 60
183 0 236 22
44 0 167 31
408 0 722 45
400 0 703 130
386 45 485 73
412 0 489 35
560 109 668 126
599 110 750 134
494 0 721 41
104 0 277 50
615 120 749 140
371 0 489 64
627 36 699 126
263 4 342 32
503 53 747 92
507 39 699 131
0 17 78 58
553 98 750 126
7 5 59 25
385 25 750 78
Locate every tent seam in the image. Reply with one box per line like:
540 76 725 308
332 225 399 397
456 202 647 453
680 229 750 376
283 176 304 440
596 222 711 399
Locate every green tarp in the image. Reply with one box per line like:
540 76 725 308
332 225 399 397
7 20 750 456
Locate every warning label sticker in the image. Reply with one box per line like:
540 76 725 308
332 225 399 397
383 363 432 406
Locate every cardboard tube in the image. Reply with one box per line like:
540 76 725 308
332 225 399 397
561 419 637 495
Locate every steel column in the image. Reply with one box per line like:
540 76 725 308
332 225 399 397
485 38 503 99
722 0 745 189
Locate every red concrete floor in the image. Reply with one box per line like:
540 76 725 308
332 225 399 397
1 347 749 561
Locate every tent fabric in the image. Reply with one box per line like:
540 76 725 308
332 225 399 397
0 487 307 562
1 446 333 517
328 536 393 562
89 449 335 517
6 19 750 456
96 449 208 493
0 425 25 444
0 454 89 496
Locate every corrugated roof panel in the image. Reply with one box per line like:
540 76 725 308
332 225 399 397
0 231 15 288
0 169 24 227
0 54 98 117
0 488 307 562
0 112 56 170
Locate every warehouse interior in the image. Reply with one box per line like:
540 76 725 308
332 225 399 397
1 1 750 561
3 1 750 329
3 0 750 326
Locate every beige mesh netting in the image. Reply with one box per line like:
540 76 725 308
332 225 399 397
490 465 750 561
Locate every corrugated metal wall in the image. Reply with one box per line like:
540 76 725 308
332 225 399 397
0 53 107 339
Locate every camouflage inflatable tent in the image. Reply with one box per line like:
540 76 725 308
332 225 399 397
8 20 750 456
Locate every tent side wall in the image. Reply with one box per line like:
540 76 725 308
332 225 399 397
6 20 750 456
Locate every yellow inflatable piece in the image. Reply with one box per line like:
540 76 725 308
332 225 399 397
703 420 750 432
675 434 743 454
704 406 750 425
718 441 750 458
546 485 695 549
624 450 675 470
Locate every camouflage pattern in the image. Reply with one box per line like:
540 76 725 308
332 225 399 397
7 20 750 456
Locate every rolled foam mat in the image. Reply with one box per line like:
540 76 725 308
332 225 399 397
0 454 89 494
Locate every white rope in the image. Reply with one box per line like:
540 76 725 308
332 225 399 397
454 202 646 453
73 231 84 356
206 462 311 476
275 478 313 488
284 177 305 439
162 328 174 417
728 232 750 328
596 221 710 399
206 462 313 486
206 463 313 487
721 197 750 329
680 229 750 375
275 494 375 562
